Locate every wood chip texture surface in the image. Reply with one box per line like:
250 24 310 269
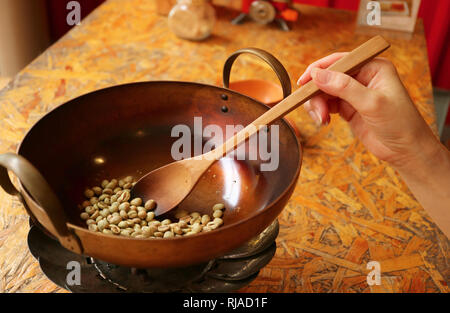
0 1 447 293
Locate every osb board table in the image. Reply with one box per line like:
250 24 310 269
0 0 448 293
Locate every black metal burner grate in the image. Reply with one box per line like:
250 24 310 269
27 219 279 292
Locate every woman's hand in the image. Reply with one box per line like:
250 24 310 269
298 53 438 170
299 53 450 238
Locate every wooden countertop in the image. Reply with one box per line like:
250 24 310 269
0 0 447 293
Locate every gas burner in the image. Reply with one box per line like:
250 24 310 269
27 219 279 292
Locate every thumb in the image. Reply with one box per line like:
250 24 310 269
311 68 377 115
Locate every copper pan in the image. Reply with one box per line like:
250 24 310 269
0 48 302 268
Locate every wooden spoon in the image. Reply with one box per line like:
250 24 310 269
132 36 390 216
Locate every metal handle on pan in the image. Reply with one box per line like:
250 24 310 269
0 153 82 253
222 47 292 99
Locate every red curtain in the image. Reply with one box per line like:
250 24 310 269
294 0 450 90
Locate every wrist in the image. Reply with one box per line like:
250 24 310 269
394 135 450 182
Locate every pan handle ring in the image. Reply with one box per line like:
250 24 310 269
0 153 82 253
222 47 292 99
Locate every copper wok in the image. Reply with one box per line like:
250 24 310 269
0 48 301 268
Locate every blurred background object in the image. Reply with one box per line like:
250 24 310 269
168 0 216 41
231 0 299 31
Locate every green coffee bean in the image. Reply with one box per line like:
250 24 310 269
173 225 183 235
97 219 108 231
97 201 108 210
92 186 102 195
146 212 155 222
164 231 174 238
206 221 219 230
110 225 120 234
149 220 160 227
178 220 188 228
100 209 109 217
120 229 132 236
161 219 171 226
97 195 108 203
123 182 133 189
117 190 130 203
90 197 99 205
85 206 95 215
109 215 122 225
106 180 117 190
138 210 147 219
201 214 210 225
101 180 109 188
144 199 156 211
190 212 200 219
102 188 113 195
119 202 130 212
203 226 212 232
119 210 128 219
158 225 170 232
213 203 225 211
192 223 203 233
84 189 94 198
130 198 142 206
109 202 120 213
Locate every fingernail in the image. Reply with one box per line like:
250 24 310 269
311 68 331 84
308 110 322 126
296 76 302 86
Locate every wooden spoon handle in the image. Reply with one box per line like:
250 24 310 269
211 35 390 160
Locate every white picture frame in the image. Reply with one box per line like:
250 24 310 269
357 0 421 33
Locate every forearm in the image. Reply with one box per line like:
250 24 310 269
393 138 450 238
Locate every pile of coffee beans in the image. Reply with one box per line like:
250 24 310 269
79 176 225 238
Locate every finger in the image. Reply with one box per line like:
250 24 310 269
304 99 323 125
309 95 330 125
297 52 347 86
310 68 379 115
